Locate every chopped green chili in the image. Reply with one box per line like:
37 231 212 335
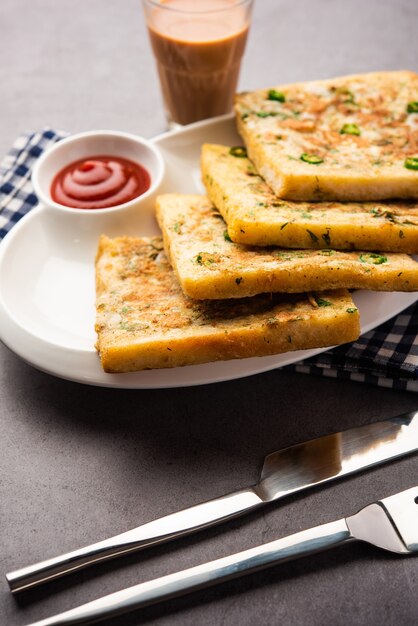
340 123 361 136
407 101 418 114
255 111 278 118
404 157 418 171
301 153 323 165
267 89 286 102
359 253 387 264
229 146 247 158
315 298 332 307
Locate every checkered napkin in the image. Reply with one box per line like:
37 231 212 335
1 129 418 391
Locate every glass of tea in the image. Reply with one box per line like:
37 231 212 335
142 0 254 128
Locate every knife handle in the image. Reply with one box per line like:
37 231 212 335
6 487 263 593
28 518 352 626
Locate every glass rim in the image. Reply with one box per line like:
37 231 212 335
142 0 253 15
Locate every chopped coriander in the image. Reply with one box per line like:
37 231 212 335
322 230 331 246
407 101 418 113
346 307 358 314
223 230 232 242
359 253 387 264
371 207 398 223
301 153 323 165
229 146 247 158
404 157 418 171
194 253 217 266
306 229 319 243
267 89 286 102
340 123 361 136
315 298 332 307
343 91 356 104
235 277 243 285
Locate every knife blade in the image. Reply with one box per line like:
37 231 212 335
6 410 418 593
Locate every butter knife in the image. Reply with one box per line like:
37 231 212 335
6 410 418 593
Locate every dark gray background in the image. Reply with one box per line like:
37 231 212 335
1 1 417 625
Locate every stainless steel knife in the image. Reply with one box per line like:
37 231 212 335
6 410 418 593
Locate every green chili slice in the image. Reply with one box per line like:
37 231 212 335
340 123 361 136
301 153 323 165
407 101 418 114
229 146 247 158
255 111 278 118
267 89 286 102
359 253 387 264
405 157 418 171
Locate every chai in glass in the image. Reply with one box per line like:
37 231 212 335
143 0 253 126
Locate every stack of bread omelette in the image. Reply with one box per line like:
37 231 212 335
95 71 418 372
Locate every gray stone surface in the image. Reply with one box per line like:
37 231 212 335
1 1 417 624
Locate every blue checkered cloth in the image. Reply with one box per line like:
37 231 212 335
1 129 418 390
0 128 66 239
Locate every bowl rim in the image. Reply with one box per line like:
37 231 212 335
31 129 165 215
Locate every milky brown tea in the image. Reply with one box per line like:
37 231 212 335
144 0 253 126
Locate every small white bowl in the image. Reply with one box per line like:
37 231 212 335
32 130 165 214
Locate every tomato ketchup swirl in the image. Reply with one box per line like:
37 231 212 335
51 155 151 209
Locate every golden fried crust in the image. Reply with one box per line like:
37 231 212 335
95 235 359 372
156 193 418 299
201 143 418 252
235 71 418 201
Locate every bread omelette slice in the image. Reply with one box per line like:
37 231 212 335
95 235 359 372
201 143 418 252
235 70 418 202
156 193 418 299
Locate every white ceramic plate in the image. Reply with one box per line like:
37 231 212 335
0 115 416 388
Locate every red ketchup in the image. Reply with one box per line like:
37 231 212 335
51 155 151 209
